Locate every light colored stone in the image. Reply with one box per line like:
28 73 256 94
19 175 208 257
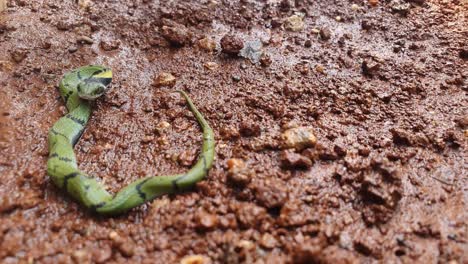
153 72 176 87
238 240 255 250
226 158 252 185
108 231 120 242
260 233 278 249
72 250 88 262
78 0 91 9
203 62 218 70
157 121 171 129
281 127 317 150
284 13 305 32
198 37 217 52
180 255 211 264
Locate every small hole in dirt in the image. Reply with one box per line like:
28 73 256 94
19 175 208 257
395 248 406 256
267 207 281 217
333 173 342 182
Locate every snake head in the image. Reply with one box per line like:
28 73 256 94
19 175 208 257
77 66 113 100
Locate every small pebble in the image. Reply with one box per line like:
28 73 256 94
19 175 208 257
260 53 272 67
311 28 320 34
260 233 278 249
339 232 353 249
141 135 154 144
100 39 120 51
10 50 28 63
157 121 171 130
203 62 218 70
178 150 195 167
362 60 380 76
180 255 211 264
280 150 312 169
239 121 261 137
351 4 360 10
238 240 255 250
68 46 78 53
319 27 331 40
281 126 317 150
72 250 88 262
390 0 411 15
220 34 244 55
232 75 241 82
369 0 379 6
153 72 176 87
78 0 91 9
271 19 283 28
220 126 239 139
195 211 218 230
226 158 252 186
92 245 112 263
284 13 305 32
198 37 217 52
77 35 94 44
108 231 134 257
161 24 191 46
109 231 121 242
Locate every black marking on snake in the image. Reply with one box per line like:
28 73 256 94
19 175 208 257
64 91 72 105
71 127 85 146
77 71 83 80
66 114 86 126
96 77 112 86
90 202 106 211
172 178 180 191
202 155 207 170
51 128 70 141
63 172 79 190
136 178 151 200
52 164 59 173
84 185 90 191
59 157 73 163
93 69 105 75
50 153 59 158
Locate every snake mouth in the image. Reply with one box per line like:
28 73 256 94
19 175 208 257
78 88 106 100
78 94 102 100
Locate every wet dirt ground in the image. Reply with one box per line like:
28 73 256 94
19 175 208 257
0 0 467 263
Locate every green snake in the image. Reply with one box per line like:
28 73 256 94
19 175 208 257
47 65 215 215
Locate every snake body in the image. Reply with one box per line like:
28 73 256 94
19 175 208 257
47 65 215 215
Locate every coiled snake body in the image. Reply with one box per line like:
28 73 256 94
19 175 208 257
47 65 215 215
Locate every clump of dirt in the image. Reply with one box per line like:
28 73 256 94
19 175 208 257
0 0 466 263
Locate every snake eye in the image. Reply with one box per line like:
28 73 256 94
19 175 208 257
95 86 105 95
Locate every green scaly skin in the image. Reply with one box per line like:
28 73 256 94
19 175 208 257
47 65 215 215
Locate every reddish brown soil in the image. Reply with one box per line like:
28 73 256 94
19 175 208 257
0 0 467 263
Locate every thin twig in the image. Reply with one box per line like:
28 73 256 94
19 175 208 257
429 175 453 186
